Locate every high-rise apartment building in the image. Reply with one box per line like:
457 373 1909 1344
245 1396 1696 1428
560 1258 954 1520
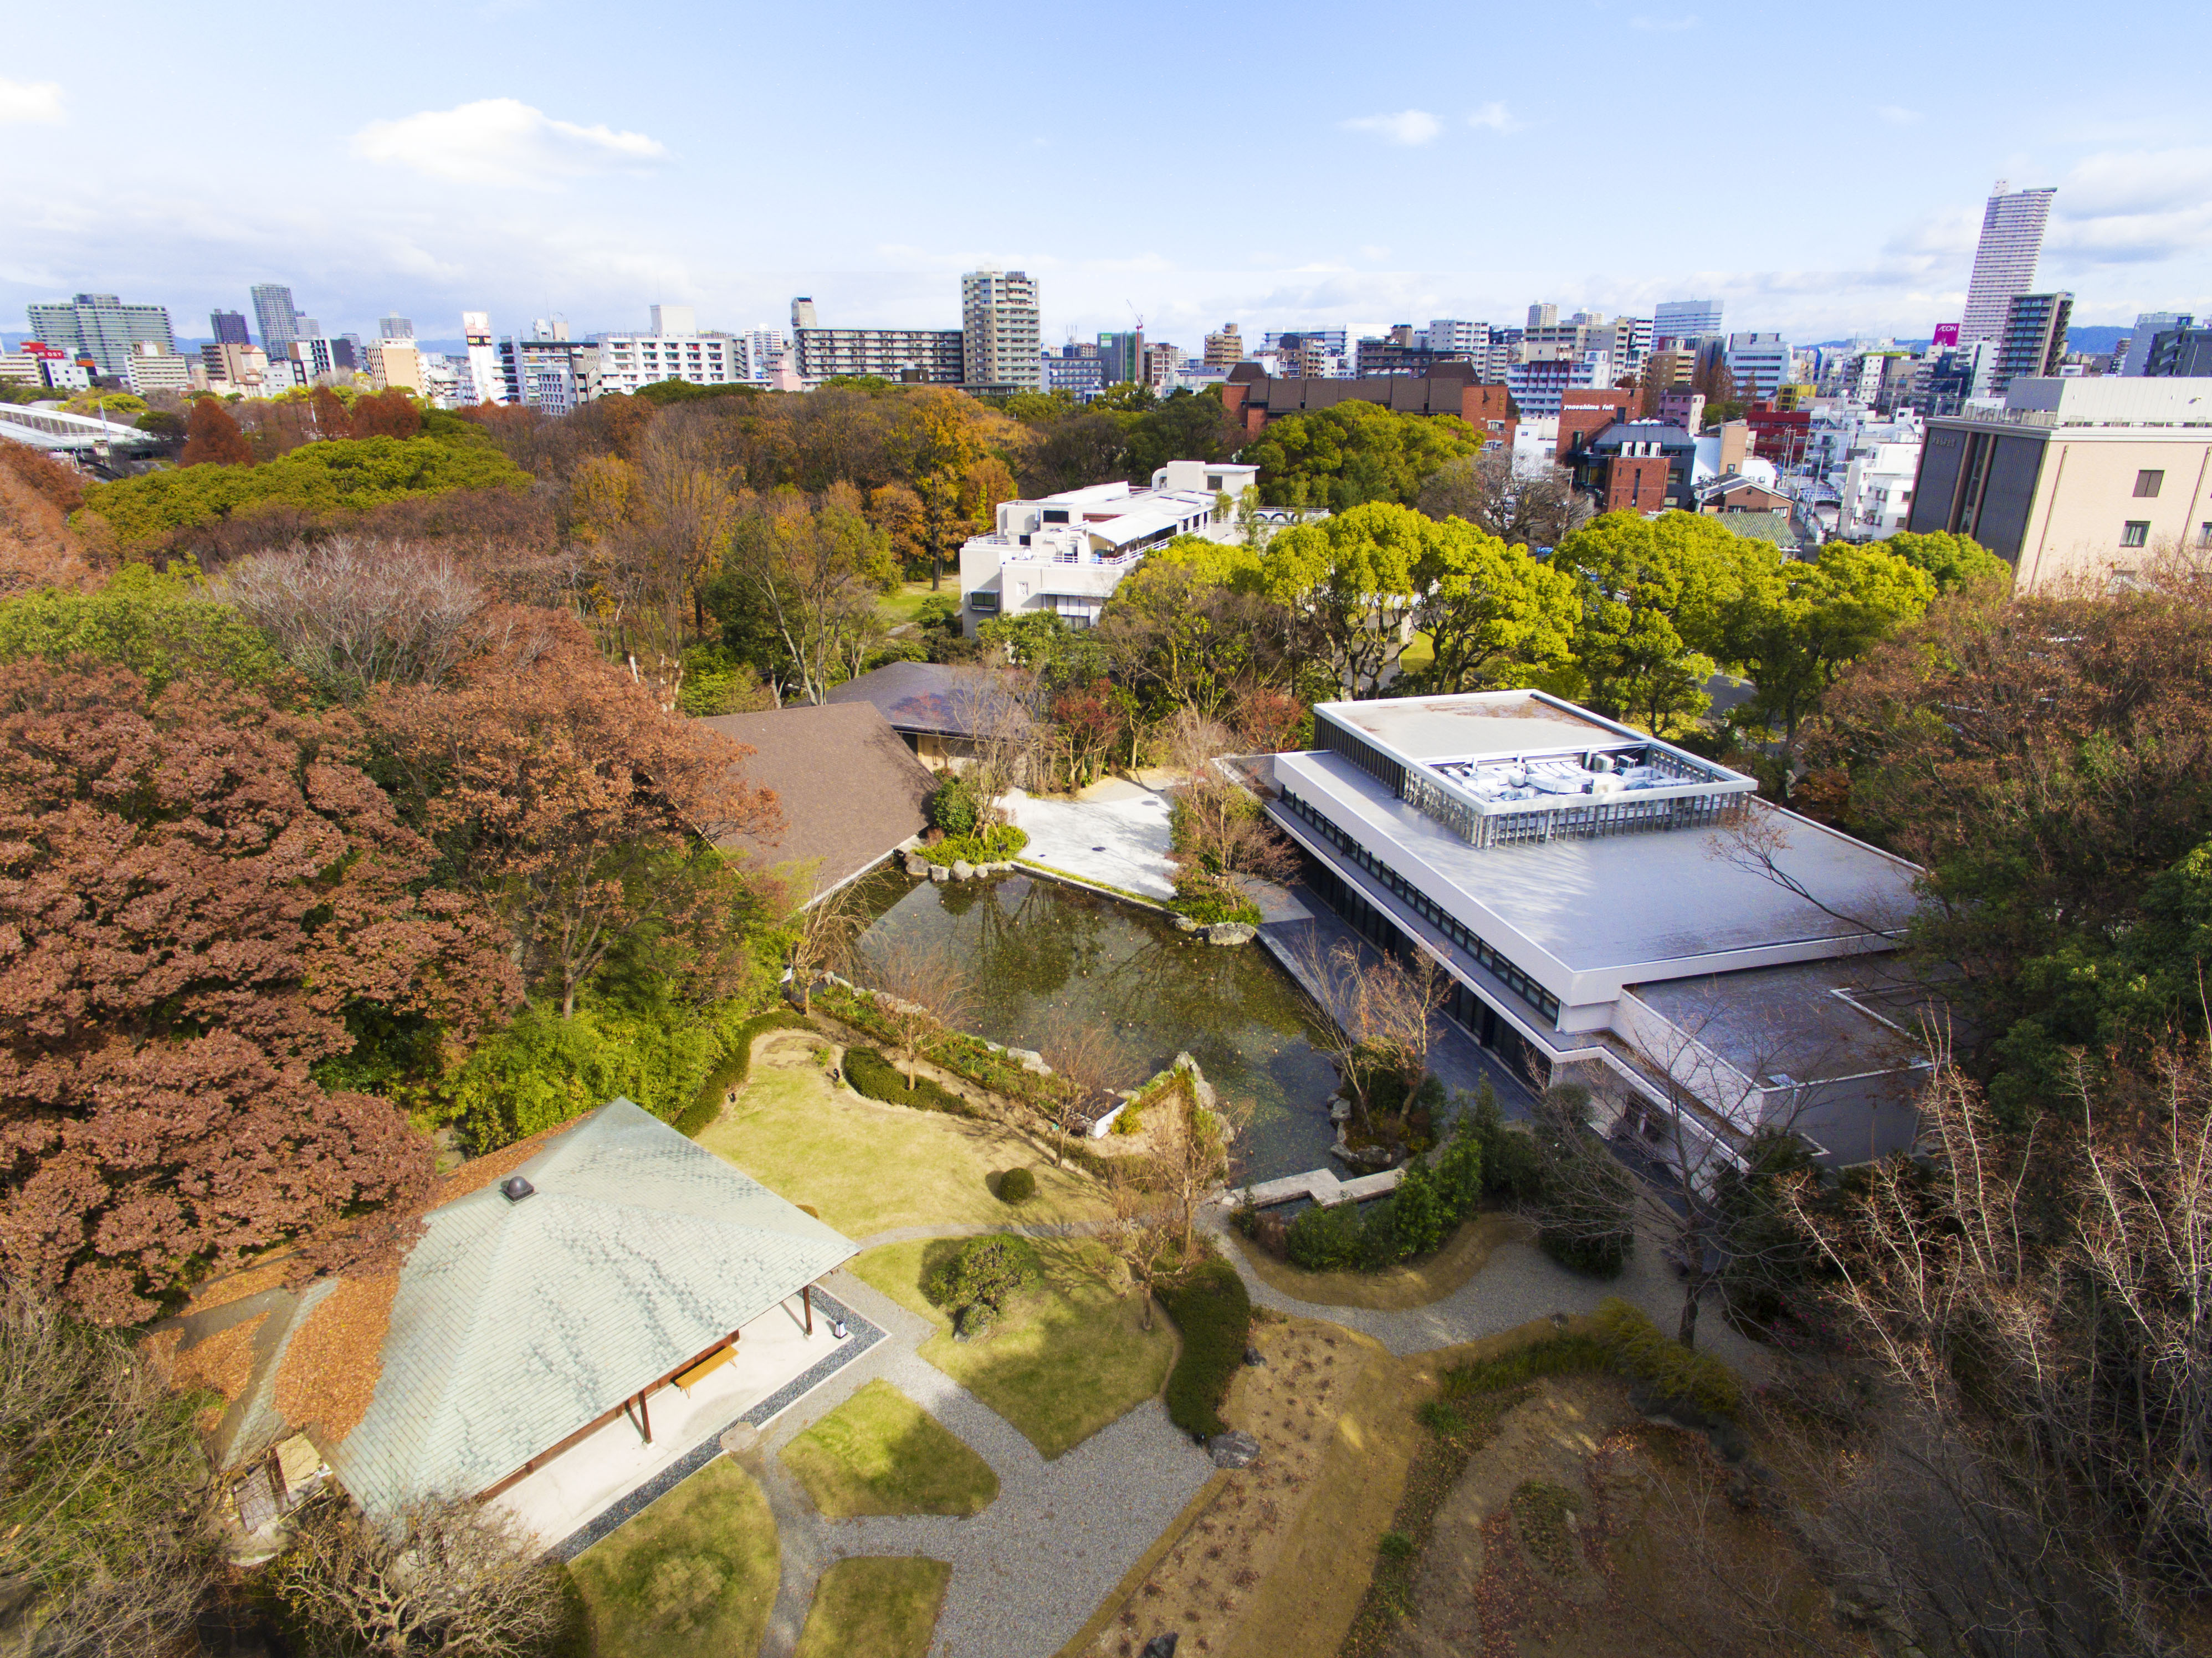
1653 299 1723 342
1426 320 1491 358
791 298 818 332
1990 292 2071 396
1959 181 2057 345
2143 325 2212 378
211 309 252 345
252 284 302 355
462 312 505 405
961 270 1042 391
2121 313 2193 376
592 308 746 396
1724 332 1796 402
1097 331 1145 386
1203 323 1246 367
26 293 177 375
1527 302 1559 330
379 314 414 340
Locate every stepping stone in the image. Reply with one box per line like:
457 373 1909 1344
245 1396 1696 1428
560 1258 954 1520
719 1422 760 1457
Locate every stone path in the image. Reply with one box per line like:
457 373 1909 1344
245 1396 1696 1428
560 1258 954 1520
750 1267 1212 1658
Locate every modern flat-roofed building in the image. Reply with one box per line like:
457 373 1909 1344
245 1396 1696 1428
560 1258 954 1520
1222 362 1516 451
793 322 964 385
591 310 746 397
1991 292 2071 396
2145 326 2212 379
1653 299 1722 343
27 293 178 375
958 459 1261 628
961 269 1042 392
1259 690 1931 1169
1959 182 2057 346
251 284 302 356
1906 376 2212 586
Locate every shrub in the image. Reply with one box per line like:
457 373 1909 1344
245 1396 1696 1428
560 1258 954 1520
1538 1207 1634 1277
1591 1297 1743 1421
1158 1256 1251 1437
997 1166 1037 1204
921 822 1028 867
672 1010 812 1138
1169 869 1262 927
926 777 980 838
925 1236 1036 1335
842 1045 968 1114
1279 1111 1487 1272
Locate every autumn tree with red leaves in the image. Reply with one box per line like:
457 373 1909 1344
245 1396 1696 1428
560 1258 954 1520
370 613 783 1017
179 398 251 468
0 662 518 1324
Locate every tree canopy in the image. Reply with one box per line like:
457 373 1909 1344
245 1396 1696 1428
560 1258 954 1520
1243 402 1482 512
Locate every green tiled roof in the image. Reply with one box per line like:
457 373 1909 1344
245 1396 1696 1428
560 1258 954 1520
327 1097 854 1512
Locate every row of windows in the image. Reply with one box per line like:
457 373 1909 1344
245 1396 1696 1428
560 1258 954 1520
1279 787 1563 1025
2123 520 2212 549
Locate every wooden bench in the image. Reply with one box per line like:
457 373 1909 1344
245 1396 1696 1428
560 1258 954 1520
674 1343 735 1393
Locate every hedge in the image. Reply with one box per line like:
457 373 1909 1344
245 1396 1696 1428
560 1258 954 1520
673 1010 813 1138
842 1045 970 1115
1158 1257 1251 1438
1591 1297 1743 1421
920 823 1028 867
1278 1111 1484 1273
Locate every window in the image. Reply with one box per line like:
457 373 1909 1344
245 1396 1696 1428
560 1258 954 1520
967 590 1000 612
2121 521 2151 549
2200 523 2212 550
1042 509 1069 524
2134 469 2165 498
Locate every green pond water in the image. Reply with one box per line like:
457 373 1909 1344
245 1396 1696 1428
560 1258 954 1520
852 869 1342 1181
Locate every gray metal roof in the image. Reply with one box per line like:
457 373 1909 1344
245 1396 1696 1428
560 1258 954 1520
326 1098 854 1512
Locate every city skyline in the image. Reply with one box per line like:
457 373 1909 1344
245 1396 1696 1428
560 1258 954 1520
4 0 2210 346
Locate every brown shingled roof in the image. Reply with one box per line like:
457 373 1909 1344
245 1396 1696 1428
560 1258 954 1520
697 701 933 902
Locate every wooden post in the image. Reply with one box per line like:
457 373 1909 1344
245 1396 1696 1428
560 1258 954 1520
639 1389 652 1445
803 1284 813 1335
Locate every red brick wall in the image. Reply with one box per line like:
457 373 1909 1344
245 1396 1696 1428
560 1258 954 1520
1602 455 1672 513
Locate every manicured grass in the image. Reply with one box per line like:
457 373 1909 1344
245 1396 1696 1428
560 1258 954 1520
851 1236 1175 1459
568 1460 778 1658
877 580 946 630
698 1034 1107 1236
780 1379 999 1518
794 1557 950 1658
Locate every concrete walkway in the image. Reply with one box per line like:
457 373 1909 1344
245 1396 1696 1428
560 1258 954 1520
1004 780 1177 900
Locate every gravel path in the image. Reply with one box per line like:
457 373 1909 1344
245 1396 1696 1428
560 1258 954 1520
1203 1206 1773 1380
754 1267 1211 1658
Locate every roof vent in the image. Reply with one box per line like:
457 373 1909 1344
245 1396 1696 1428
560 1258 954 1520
500 1175 535 1203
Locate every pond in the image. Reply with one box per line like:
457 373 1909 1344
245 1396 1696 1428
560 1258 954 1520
851 869 1341 1183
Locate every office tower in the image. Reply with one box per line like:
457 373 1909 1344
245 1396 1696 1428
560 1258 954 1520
1991 292 2072 395
1653 298 1723 341
1724 332 1795 402
379 314 414 340
1959 181 2057 345
1527 302 1558 329
791 297 818 332
25 293 178 375
2121 313 2193 376
961 270 1042 390
1095 331 1145 386
211 309 251 345
252 284 302 354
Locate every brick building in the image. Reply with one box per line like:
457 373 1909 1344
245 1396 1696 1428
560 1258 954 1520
1222 362 1515 451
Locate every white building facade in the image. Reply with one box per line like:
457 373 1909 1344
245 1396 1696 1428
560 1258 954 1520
961 270 1043 391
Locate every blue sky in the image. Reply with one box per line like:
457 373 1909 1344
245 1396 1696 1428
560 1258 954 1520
5 0 2209 350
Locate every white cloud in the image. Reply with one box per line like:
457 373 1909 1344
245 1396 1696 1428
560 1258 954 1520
0 78 63 125
1468 103 1524 134
2047 147 2212 265
1875 105 1922 126
351 98 667 188
1630 13 1699 30
1340 110 1442 147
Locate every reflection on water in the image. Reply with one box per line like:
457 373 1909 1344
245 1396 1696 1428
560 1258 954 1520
852 869 1341 1183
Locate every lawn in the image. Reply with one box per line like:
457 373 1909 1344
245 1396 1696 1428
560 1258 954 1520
698 1033 1107 1237
567 1460 779 1658
780 1379 999 1518
877 579 948 631
849 1236 1176 1459
794 1557 950 1658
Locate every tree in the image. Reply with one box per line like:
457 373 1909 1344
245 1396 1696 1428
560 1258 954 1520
216 536 489 698
1262 500 1435 697
0 661 516 1323
859 934 975 1091
1096 553 1288 733
1244 401 1482 511
352 389 424 440
889 389 1000 590
0 1285 219 1656
775 870 866 1016
179 396 251 467
270 1492 572 1657
1553 510 1782 734
1288 932 1447 1129
1417 449 1593 550
0 561 289 690
1721 540 1934 781
1151 1073 1249 1256
370 615 779 1020
1037 1018 1135 1167
713 487 897 705
1408 516 1580 694
1101 1166 1181 1331
1883 528 2011 595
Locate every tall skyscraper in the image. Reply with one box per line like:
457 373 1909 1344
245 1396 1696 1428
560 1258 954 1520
1959 181 2057 345
1653 299 1723 341
379 314 414 340
1991 291 2072 395
961 270 1042 390
25 293 177 374
211 309 251 345
252 284 302 354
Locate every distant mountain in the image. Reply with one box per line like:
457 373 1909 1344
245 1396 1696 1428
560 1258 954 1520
2065 325 2129 353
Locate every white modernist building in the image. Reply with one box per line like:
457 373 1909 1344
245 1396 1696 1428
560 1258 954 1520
957 460 1259 627
1263 692 1931 1171
591 308 746 396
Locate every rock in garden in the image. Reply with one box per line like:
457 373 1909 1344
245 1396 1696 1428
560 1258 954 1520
1172 914 1201 933
1141 1636 1180 1658
1206 1430 1261 1469
1328 1096 1352 1123
951 860 974 881
1205 922 1256 945
1243 1345 1264 1367
929 863 950 883
903 852 928 877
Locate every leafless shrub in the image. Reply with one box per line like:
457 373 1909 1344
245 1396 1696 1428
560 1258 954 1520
859 933 975 1089
217 536 488 695
1036 1017 1137 1166
1287 932 1447 1127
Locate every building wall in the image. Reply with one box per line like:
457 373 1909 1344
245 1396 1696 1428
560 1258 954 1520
27 295 178 375
1604 455 1673 512
961 270 1042 390
795 328 964 383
